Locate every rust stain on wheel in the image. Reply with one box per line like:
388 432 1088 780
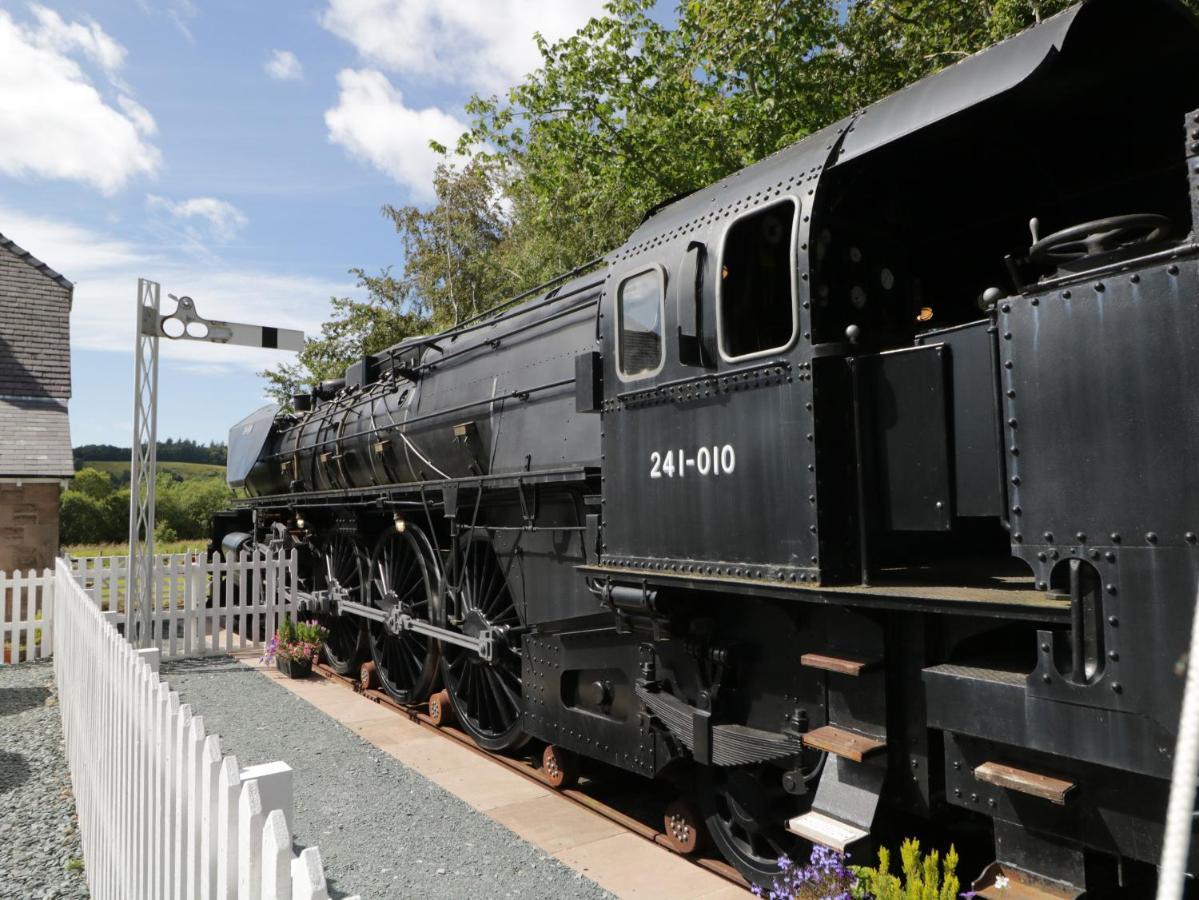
664 799 705 855
358 660 378 693
429 689 453 727
542 745 579 790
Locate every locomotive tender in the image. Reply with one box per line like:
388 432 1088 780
215 0 1199 892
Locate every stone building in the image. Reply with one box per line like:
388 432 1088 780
0 233 73 573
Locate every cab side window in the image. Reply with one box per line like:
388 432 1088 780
617 268 665 379
719 199 797 359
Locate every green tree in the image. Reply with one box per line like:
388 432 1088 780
71 467 114 500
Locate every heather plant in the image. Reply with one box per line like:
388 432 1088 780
854 838 960 900
751 844 857 900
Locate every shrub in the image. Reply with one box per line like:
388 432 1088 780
854 839 960 900
752 845 856 899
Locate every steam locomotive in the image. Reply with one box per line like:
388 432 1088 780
214 0 1199 892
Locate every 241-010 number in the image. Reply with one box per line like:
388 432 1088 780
650 445 736 478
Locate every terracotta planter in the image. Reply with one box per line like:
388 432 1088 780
276 656 312 679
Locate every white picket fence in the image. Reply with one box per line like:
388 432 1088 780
0 566 52 664
0 554 354 899
68 549 298 658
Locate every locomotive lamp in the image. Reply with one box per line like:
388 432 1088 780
394 515 407 533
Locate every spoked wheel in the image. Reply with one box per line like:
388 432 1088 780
440 536 528 752
366 524 441 704
318 534 369 675
701 766 810 888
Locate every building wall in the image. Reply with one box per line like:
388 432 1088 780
0 482 60 573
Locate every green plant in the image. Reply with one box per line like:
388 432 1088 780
261 616 328 666
853 839 959 900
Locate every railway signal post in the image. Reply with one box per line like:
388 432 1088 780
127 278 303 646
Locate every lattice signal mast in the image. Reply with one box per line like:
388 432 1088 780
128 279 303 646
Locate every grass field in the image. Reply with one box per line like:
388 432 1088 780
63 540 207 559
79 460 226 481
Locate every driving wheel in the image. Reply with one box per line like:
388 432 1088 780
439 535 528 752
318 533 369 675
366 524 442 704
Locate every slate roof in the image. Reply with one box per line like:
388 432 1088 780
0 235 73 401
0 397 73 478
0 232 74 477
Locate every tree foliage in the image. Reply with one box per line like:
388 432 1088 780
263 0 1199 401
60 467 235 544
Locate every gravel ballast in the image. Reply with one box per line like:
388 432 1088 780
162 656 613 900
0 659 88 900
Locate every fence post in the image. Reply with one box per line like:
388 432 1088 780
292 847 330 900
260 810 290 900
237 778 265 900
238 762 293 837
216 755 241 900
200 734 223 899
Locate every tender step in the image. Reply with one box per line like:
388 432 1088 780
974 761 1075 805
802 725 886 762
785 810 870 853
800 653 878 677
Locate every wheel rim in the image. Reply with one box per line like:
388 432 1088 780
440 537 526 751
367 525 441 703
701 767 809 887
319 534 367 671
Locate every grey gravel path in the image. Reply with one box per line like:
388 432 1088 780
0 659 88 900
163 656 613 900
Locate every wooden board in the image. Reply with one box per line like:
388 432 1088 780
974 761 1075 805
800 653 876 677
801 725 886 762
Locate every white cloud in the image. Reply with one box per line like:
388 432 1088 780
0 8 160 194
0 203 348 373
265 49 303 81
146 195 248 242
325 69 466 200
321 0 603 94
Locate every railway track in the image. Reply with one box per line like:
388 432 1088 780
309 660 751 896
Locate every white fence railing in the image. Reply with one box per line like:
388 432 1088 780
0 567 53 664
51 557 349 900
67 550 298 658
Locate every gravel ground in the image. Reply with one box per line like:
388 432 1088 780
0 659 88 900
163 656 613 900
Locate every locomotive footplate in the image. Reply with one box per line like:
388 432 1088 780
581 564 1071 623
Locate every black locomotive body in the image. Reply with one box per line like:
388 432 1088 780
215 1 1199 892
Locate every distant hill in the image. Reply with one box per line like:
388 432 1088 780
73 438 227 469
81 460 226 484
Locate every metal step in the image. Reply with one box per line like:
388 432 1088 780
802 725 886 762
785 810 870 853
974 761 1075 805
800 653 877 677
972 862 1083 899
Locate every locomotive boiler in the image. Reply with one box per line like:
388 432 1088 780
214 0 1199 892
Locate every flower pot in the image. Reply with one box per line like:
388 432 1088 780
276 656 312 679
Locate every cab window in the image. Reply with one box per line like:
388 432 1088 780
617 268 664 379
719 199 797 359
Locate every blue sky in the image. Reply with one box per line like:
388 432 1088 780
0 0 610 446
